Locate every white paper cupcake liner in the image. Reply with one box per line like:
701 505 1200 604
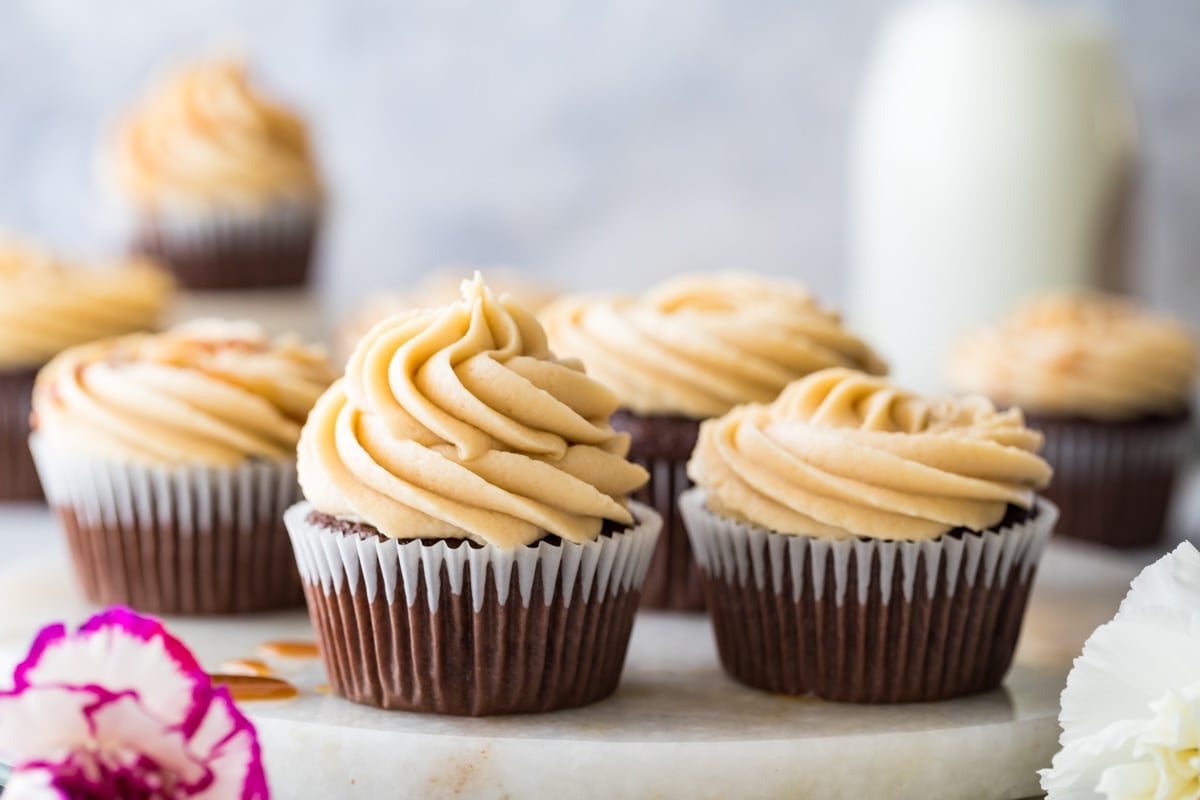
680 488 1056 606
284 501 662 613
1032 415 1191 547
144 201 319 249
679 487 1057 702
30 433 304 614
283 501 662 715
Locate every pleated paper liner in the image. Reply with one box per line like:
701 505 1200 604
0 367 41 500
679 488 1057 704
132 202 320 290
284 501 662 716
1027 412 1192 549
30 434 305 615
611 409 704 611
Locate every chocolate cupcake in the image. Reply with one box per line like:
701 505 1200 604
30 321 336 614
947 293 1197 549
285 274 660 716
0 240 172 500
681 368 1055 703
541 273 885 610
108 59 323 290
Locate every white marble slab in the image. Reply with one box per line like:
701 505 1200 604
0 509 1143 800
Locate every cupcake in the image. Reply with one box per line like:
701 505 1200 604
681 368 1055 703
947 293 1197 549
335 267 559 364
110 58 323 290
285 274 661 716
0 240 172 500
541 273 885 610
30 320 336 614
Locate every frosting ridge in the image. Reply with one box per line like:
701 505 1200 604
33 320 335 465
0 241 173 368
947 292 1198 420
688 368 1052 541
298 274 648 547
540 273 886 419
113 59 321 211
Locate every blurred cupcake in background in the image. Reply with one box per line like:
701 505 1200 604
31 320 336 614
0 239 172 500
541 273 886 611
108 58 323 290
947 292 1197 549
681 368 1055 702
334 267 558 364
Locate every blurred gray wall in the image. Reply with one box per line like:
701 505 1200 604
0 0 1196 319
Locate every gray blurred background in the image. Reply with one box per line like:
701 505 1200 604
0 0 1196 317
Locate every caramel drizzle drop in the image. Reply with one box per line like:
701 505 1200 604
210 674 299 703
257 640 320 659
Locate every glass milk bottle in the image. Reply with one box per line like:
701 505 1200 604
848 0 1136 391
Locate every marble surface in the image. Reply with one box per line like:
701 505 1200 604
0 506 1146 799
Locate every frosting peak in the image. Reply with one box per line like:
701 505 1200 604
113 58 321 211
540 273 887 419
689 368 1052 541
299 274 648 547
0 240 173 368
33 321 335 465
947 293 1198 421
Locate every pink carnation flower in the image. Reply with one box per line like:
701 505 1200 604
0 607 268 799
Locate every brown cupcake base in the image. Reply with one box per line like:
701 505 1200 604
134 211 317 290
1028 411 1191 549
680 489 1055 704
56 506 304 616
611 409 704 611
304 560 640 716
701 538 1035 703
31 436 304 615
286 503 661 716
0 367 41 500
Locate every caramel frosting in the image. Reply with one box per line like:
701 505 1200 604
33 320 336 465
0 241 173 368
113 59 321 211
298 274 648 547
336 268 558 363
540 273 887 419
947 293 1197 421
688 368 1052 541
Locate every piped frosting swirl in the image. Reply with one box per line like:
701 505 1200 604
33 320 335 465
112 59 321 211
540 273 887 419
0 241 173 368
688 368 1052 541
298 274 649 547
947 293 1198 421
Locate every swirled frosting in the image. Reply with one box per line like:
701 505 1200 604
298 274 649 547
112 59 321 211
0 241 173 368
947 293 1198 421
336 268 559 363
688 368 1052 541
33 320 336 465
540 273 887 419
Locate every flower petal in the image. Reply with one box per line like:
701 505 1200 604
0 686 99 764
2 766 69 799
188 688 268 800
15 607 208 731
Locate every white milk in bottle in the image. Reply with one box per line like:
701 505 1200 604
848 0 1136 390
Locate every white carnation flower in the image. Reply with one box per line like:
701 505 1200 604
1042 542 1200 799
